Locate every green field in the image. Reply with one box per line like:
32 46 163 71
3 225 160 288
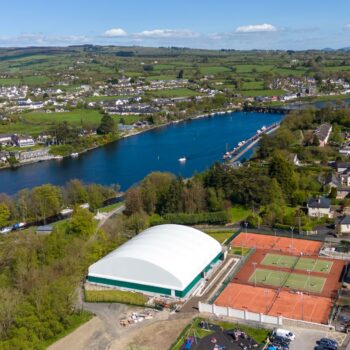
249 268 326 293
261 253 333 273
200 66 232 74
24 109 103 126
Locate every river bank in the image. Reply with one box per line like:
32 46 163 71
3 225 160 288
0 110 282 195
0 107 242 172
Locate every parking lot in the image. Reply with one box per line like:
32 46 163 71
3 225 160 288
287 327 347 350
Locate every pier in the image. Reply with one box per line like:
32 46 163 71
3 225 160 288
224 123 280 163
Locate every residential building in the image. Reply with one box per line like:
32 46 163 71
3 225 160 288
0 134 13 146
315 123 332 147
12 135 35 147
307 197 331 217
336 216 350 235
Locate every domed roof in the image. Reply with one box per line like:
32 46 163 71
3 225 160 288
88 224 222 291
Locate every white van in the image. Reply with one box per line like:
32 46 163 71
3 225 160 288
273 328 295 341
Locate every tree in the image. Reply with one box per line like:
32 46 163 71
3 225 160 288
31 185 62 222
269 153 297 200
67 207 95 237
177 69 184 79
0 203 10 228
64 179 89 205
97 114 115 134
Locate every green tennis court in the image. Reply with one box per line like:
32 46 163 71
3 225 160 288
249 268 326 293
249 268 289 287
261 253 297 269
284 273 326 293
294 258 333 273
261 253 333 274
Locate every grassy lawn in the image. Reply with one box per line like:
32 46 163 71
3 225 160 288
229 205 251 223
84 289 148 306
206 231 234 244
241 81 264 90
199 66 232 74
24 109 103 126
234 64 274 73
170 317 269 350
0 77 21 85
99 202 124 213
147 88 199 97
230 246 251 256
114 115 142 125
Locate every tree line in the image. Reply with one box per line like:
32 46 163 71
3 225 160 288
0 180 118 228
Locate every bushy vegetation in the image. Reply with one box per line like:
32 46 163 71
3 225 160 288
84 290 148 306
0 205 126 349
0 179 117 227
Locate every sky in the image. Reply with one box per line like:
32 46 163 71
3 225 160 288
1 0 350 50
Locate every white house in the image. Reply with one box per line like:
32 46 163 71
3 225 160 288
307 197 331 217
12 135 35 148
337 216 350 235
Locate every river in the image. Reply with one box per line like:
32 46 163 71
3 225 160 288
1 111 282 195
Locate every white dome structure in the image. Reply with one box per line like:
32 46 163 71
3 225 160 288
87 224 223 298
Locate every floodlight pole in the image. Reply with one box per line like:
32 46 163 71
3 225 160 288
307 269 311 295
301 292 304 320
290 226 294 251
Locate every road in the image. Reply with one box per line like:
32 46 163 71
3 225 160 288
96 204 125 230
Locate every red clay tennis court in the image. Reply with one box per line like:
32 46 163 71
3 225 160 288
232 232 323 255
215 283 277 314
215 283 332 324
269 290 332 324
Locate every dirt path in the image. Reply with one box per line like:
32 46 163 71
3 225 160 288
48 302 194 350
110 314 194 350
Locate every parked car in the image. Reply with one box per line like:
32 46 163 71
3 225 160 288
12 222 26 230
316 338 338 349
272 329 295 341
315 345 337 350
0 226 12 234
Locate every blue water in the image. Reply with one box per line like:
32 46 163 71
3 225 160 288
1 111 282 194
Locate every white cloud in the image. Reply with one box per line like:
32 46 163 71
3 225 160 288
135 29 198 39
235 23 277 33
104 28 127 37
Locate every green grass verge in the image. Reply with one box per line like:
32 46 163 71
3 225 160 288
230 246 251 256
206 231 234 244
229 205 251 223
84 289 148 306
99 202 124 213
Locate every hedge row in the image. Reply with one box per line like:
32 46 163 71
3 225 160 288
84 289 148 306
150 211 230 226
